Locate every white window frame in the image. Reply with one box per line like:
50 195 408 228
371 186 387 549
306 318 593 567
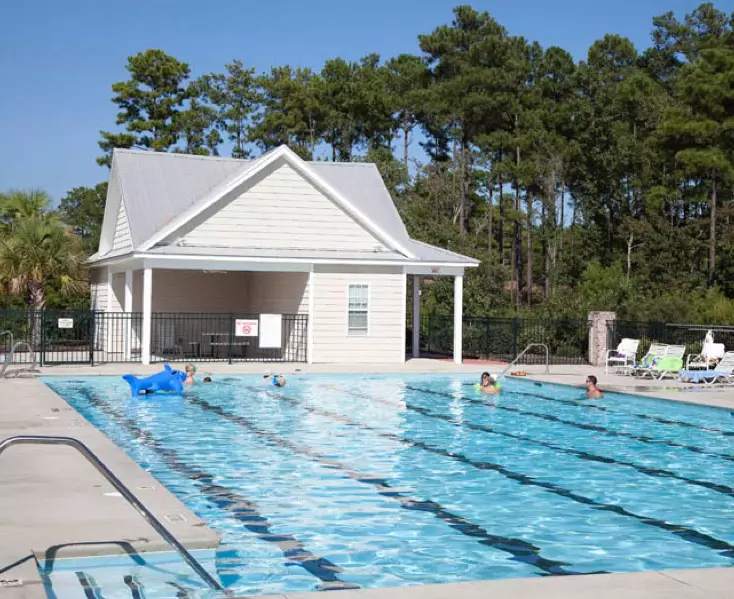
346 283 370 336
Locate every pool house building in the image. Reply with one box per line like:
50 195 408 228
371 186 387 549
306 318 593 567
88 146 478 365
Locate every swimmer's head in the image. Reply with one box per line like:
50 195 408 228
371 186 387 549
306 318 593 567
274 375 286 387
481 372 494 386
203 376 212 383
185 364 196 375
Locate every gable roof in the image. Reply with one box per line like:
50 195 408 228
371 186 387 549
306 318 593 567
97 146 478 267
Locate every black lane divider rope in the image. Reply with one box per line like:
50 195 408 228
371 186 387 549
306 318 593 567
264 387 734 559
189 392 583 577
408 386 734 464
497 385 734 438
334 385 734 498
78 390 357 592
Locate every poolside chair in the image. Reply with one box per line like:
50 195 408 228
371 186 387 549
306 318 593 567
631 343 668 377
680 351 734 385
652 355 685 380
605 338 640 374
686 342 726 370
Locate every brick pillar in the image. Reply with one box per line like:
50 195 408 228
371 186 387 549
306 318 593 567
588 311 616 366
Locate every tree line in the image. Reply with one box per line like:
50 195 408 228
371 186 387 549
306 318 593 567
4 2 734 324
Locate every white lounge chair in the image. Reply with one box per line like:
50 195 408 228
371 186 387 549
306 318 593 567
680 351 734 385
605 338 640 374
686 342 726 370
652 345 687 380
632 343 668 378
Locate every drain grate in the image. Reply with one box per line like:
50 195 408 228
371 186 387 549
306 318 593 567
164 514 187 523
0 579 22 588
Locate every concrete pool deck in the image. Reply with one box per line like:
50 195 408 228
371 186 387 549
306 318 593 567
0 377 219 598
1 360 732 598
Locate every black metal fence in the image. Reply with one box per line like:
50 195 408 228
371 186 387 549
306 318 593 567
408 315 591 364
608 321 734 360
0 310 308 365
149 313 308 363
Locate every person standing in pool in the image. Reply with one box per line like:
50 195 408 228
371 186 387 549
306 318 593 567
585 375 603 399
478 372 500 395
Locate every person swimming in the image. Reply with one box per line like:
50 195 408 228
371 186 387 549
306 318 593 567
585 375 603 399
203 376 212 383
478 371 500 395
264 374 286 387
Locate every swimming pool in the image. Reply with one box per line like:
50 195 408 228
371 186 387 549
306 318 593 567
44 375 734 597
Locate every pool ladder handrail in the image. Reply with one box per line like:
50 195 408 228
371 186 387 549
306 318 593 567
0 332 40 378
0 435 223 592
498 343 550 379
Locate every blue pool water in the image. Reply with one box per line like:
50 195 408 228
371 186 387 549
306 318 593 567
43 375 734 598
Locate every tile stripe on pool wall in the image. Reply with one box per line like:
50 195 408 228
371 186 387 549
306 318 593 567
408 386 734 463
261 386 734 560
76 389 358 592
492 385 734 437
188 393 585 577
334 385 734 498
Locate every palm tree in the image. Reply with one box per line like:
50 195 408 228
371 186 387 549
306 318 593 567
0 190 86 347
0 188 50 223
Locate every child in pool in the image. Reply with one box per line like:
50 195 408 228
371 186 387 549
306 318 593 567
184 364 196 386
478 372 500 395
264 374 286 387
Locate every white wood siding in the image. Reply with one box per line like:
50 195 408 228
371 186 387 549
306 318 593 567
151 270 251 313
90 268 108 311
311 266 405 363
98 168 122 255
111 198 133 253
178 163 387 252
247 272 308 314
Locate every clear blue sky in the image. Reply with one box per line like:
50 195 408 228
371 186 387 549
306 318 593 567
1 0 730 203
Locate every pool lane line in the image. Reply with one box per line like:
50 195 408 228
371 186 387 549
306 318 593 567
330 385 734 499
494 386 734 437
259 387 734 560
189 392 583 577
77 391 357 592
408 386 734 464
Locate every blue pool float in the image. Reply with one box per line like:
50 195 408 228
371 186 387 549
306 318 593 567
123 364 186 395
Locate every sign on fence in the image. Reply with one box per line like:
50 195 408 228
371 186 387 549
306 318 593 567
57 318 74 329
234 319 259 337
259 314 282 348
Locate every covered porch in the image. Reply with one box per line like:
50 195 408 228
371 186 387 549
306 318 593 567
96 258 310 364
406 265 465 365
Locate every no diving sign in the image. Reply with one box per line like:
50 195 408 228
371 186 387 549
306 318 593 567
234 319 258 337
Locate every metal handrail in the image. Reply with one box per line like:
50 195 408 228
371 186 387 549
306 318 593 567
0 435 222 592
498 343 550 379
0 341 38 378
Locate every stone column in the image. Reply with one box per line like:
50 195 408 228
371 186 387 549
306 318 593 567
588 311 616 366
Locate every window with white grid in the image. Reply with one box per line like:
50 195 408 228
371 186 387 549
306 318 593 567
348 284 369 334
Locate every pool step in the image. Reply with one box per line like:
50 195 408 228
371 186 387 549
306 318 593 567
38 550 219 599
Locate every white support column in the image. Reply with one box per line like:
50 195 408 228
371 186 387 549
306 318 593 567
124 270 133 360
453 274 463 365
105 268 114 354
307 267 315 364
141 268 153 365
412 274 421 359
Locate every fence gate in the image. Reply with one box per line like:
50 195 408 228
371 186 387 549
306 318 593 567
40 310 94 365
